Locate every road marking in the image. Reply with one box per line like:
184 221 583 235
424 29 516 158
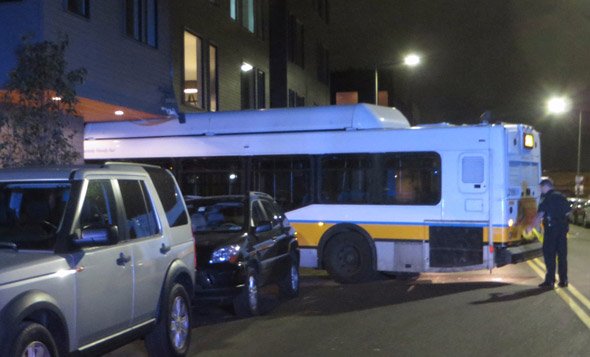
527 258 590 329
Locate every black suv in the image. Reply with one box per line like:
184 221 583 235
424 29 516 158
186 192 299 316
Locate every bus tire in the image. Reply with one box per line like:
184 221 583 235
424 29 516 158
324 232 375 284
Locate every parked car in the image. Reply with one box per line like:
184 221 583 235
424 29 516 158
0 163 195 356
568 197 588 225
578 200 590 227
186 192 299 316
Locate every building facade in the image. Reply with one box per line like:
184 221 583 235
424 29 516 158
0 0 331 123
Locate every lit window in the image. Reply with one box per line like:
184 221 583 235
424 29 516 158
183 31 203 109
209 45 218 111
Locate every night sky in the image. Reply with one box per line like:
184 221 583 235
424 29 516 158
330 1 590 171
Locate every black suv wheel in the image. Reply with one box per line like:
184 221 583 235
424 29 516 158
279 255 300 298
233 267 260 317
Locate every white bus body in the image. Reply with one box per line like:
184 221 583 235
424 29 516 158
85 104 542 282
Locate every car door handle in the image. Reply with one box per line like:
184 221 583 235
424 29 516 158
116 252 131 266
160 243 171 254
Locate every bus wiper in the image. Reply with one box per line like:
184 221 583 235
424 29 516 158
0 242 18 251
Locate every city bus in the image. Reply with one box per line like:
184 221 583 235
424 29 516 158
85 104 543 283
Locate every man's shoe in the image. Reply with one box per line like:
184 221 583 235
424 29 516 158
558 281 568 288
538 281 554 289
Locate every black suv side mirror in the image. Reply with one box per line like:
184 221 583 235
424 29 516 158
73 225 119 247
255 221 272 233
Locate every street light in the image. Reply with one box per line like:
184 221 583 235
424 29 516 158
403 53 421 67
546 95 584 194
374 52 421 106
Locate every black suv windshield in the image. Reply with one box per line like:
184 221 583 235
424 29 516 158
188 199 245 233
0 182 71 250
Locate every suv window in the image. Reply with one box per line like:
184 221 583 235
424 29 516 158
0 182 70 249
251 200 266 227
80 180 117 229
145 167 189 227
119 180 160 239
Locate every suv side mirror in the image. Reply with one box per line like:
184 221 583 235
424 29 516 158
73 225 119 247
255 221 272 233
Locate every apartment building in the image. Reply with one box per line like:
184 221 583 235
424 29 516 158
0 0 331 123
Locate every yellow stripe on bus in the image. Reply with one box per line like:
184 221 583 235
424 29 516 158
292 222 534 247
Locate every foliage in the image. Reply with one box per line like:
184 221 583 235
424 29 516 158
0 36 87 167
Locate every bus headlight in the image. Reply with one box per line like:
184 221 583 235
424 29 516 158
508 219 514 227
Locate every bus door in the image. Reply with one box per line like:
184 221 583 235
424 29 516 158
430 152 490 268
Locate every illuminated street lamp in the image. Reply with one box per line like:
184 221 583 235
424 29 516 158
546 95 584 194
403 53 421 67
374 52 422 107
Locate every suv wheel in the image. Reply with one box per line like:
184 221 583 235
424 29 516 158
145 283 191 357
278 255 300 298
11 322 59 357
233 267 260 317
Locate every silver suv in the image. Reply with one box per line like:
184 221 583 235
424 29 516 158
0 163 195 356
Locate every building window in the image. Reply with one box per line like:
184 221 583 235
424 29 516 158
67 0 89 18
288 16 304 68
314 0 329 23
316 44 329 84
241 65 265 109
125 0 158 47
209 44 218 112
184 31 204 109
288 89 305 107
230 0 258 34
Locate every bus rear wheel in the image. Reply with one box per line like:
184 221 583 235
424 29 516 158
324 232 375 284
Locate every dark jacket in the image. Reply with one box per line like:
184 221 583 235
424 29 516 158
538 189 570 231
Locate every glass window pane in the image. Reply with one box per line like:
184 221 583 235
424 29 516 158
119 180 159 239
209 45 218 111
181 158 243 196
67 0 89 17
81 180 116 229
145 167 188 227
319 155 371 204
462 156 484 183
230 0 237 20
184 31 203 108
382 153 441 205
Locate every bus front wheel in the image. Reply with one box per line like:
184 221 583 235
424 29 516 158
324 233 375 283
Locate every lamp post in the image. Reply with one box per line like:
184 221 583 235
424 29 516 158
546 96 584 195
374 53 421 106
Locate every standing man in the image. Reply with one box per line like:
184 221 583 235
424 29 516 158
535 178 571 289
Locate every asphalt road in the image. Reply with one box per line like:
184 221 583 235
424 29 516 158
107 225 590 356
